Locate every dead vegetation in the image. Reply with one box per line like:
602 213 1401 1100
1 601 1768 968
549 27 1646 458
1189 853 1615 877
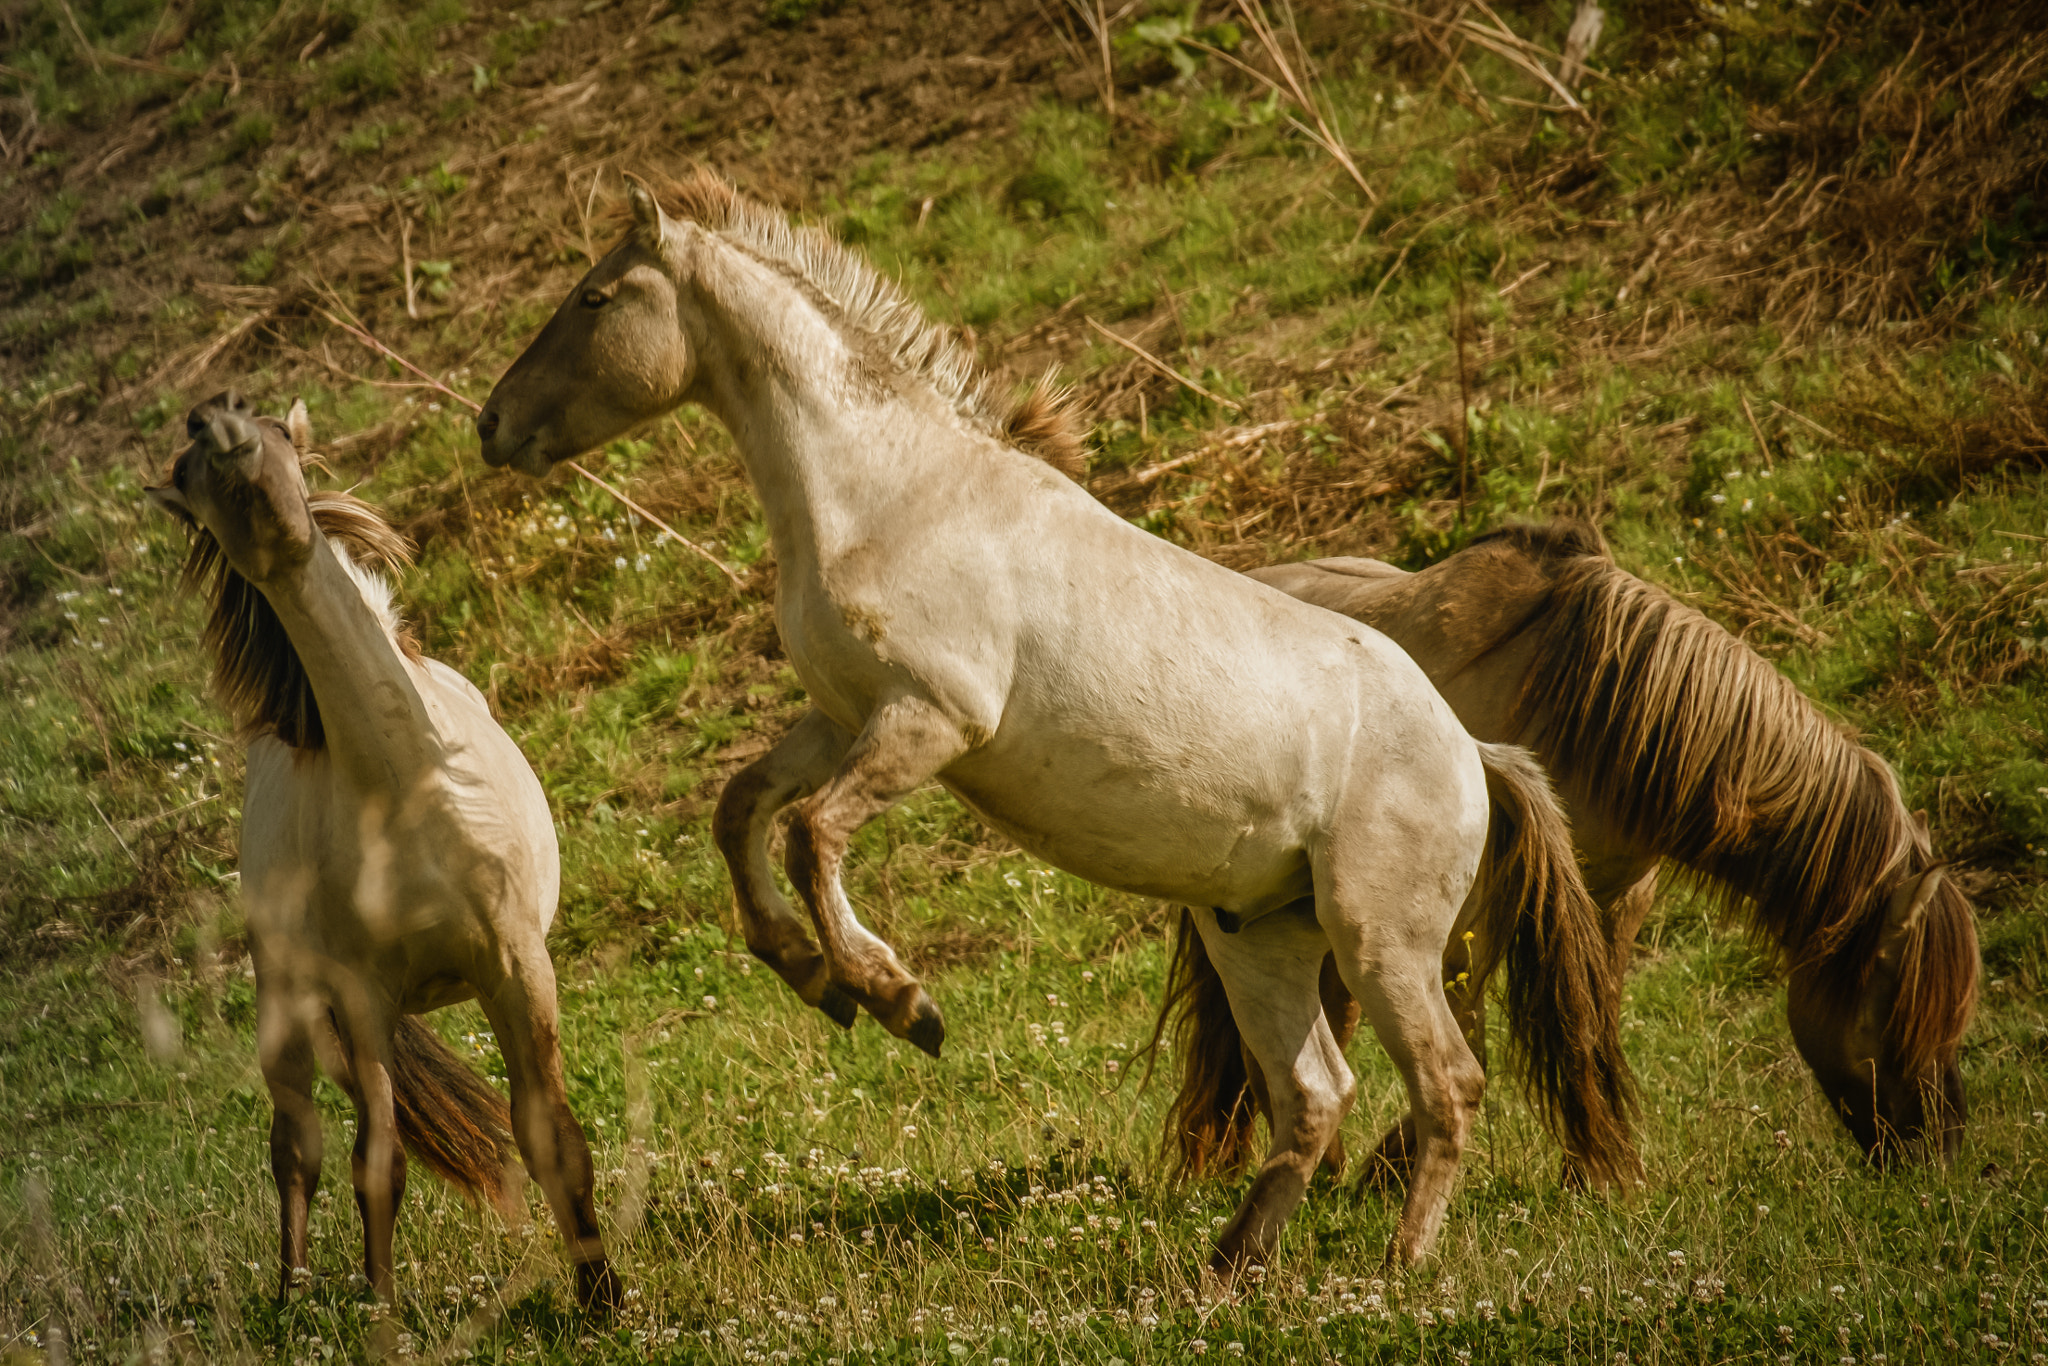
3 0 2046 954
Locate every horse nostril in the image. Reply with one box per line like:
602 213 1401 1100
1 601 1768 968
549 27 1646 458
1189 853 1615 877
476 408 500 441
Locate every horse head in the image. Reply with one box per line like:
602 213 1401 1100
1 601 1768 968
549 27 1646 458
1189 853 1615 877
478 177 701 477
148 390 318 585
1785 861 1975 1167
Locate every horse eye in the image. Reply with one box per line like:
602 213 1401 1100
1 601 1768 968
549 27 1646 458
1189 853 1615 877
581 290 609 309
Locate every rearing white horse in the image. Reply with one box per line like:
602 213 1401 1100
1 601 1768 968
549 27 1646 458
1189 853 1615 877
477 172 1638 1273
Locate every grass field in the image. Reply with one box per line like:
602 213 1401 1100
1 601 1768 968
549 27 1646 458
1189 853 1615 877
3 0 2048 1361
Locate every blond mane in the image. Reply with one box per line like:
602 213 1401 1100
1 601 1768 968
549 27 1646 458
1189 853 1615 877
658 169 1088 474
179 489 416 750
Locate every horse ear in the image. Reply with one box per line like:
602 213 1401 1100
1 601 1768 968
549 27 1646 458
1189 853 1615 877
1910 808 1931 843
1878 864 1945 961
624 174 674 252
286 398 314 453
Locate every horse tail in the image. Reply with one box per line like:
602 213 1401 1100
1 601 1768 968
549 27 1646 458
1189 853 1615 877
1145 908 1260 1182
388 1016 521 1213
1471 741 1641 1188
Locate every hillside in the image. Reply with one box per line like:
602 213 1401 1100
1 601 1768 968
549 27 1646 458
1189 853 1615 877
3 0 2048 1361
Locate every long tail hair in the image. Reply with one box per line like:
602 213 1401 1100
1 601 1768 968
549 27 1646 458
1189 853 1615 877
1466 741 1639 1185
1149 905 1259 1181
1149 744 1640 1186
330 1013 521 1212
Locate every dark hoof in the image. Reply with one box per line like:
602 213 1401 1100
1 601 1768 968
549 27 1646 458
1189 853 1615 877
818 983 859 1030
906 1000 946 1059
576 1259 623 1314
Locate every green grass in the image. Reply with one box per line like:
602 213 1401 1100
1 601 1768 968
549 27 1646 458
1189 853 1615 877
3 0 2047 1360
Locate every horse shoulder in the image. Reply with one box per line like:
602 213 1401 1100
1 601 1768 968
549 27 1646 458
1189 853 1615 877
411 655 560 919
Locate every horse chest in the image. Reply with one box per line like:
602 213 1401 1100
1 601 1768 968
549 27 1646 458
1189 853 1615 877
776 583 911 729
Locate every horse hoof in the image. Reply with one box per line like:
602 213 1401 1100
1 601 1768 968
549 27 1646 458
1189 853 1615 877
818 983 859 1030
576 1259 623 1314
906 998 945 1058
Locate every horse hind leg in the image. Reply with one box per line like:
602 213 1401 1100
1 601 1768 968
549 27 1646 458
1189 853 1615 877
711 707 859 1028
784 696 968 1058
328 996 407 1301
1356 931 1488 1196
482 958 619 1311
1360 862 1654 1197
1199 908 1355 1285
1315 829 1488 1267
1244 952 1359 1179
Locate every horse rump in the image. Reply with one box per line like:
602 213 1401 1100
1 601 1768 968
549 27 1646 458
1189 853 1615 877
1151 744 1641 1190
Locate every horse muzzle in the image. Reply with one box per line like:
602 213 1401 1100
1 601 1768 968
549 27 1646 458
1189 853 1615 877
476 408 556 479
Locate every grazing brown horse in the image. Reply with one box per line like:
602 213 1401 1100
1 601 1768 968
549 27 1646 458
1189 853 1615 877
148 394 618 1308
1158 521 1979 1184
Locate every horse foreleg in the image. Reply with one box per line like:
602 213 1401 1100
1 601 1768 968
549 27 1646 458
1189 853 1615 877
712 707 859 1028
784 695 968 1057
1600 865 1660 987
1199 907 1354 1286
482 960 619 1312
258 986 321 1298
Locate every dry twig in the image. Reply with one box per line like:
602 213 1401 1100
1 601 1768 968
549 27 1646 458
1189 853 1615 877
1085 317 1245 414
1190 0 1380 205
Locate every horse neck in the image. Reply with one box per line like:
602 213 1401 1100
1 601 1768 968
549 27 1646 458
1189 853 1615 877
685 240 959 569
258 534 439 791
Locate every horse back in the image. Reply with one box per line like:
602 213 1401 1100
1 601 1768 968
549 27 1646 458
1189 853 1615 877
1248 538 1564 741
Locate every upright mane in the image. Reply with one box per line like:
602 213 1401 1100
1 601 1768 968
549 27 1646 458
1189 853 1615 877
178 489 416 750
1521 531 1979 1073
656 169 1089 474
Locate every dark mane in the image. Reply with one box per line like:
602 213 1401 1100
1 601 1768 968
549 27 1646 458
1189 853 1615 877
179 491 416 750
1523 535 1979 1072
1469 517 1610 564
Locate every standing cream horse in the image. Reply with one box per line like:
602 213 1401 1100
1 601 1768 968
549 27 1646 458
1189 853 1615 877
1158 522 1979 1186
148 393 617 1309
477 172 1637 1274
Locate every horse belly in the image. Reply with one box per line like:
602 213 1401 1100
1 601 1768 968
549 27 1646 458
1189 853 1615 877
939 730 1321 914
